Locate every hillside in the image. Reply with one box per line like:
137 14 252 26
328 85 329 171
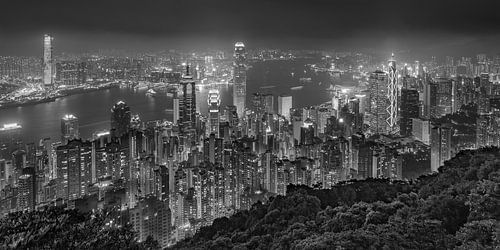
0 207 158 249
174 148 500 249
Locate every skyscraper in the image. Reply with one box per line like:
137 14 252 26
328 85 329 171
18 174 35 211
233 42 247 119
399 89 419 137
423 77 438 119
430 123 452 172
110 101 131 138
61 114 79 144
56 139 92 200
368 70 389 134
43 34 54 87
434 78 453 117
179 65 196 129
278 95 292 121
387 54 398 134
208 89 221 137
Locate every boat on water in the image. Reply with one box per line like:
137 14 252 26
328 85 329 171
134 81 149 90
299 77 312 84
146 89 157 97
260 85 276 89
290 86 304 90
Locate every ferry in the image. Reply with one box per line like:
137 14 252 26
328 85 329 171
299 77 312 84
290 86 304 91
146 89 157 97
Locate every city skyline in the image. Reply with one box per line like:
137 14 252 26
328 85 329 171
1 1 499 249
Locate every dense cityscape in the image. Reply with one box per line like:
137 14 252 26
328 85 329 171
1 33 500 248
1 0 500 248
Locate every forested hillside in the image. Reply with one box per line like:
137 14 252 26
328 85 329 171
174 148 500 249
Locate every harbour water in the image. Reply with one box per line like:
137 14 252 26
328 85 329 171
0 59 334 143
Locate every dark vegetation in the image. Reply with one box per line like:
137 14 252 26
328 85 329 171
174 147 500 249
0 207 158 249
1 147 498 249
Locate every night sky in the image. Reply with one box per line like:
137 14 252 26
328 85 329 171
1 0 500 55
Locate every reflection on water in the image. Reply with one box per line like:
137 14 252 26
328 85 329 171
0 59 334 143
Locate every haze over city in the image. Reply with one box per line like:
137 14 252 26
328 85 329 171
2 0 500 56
0 0 499 249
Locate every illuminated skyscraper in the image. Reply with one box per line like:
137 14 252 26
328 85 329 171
110 101 131 138
208 89 221 137
18 174 35 211
43 34 54 87
61 114 79 144
387 54 398 134
277 95 292 121
179 65 196 129
368 70 389 134
423 77 438 119
434 78 453 117
399 89 419 137
430 123 452 172
56 139 92 200
233 42 247 119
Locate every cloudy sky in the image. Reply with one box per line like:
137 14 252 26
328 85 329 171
1 0 499 55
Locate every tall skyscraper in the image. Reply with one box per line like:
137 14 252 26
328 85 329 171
233 42 247 119
368 70 389 134
208 89 221 137
434 78 453 117
61 114 79 143
423 77 438 119
430 123 452 172
386 54 398 134
43 34 54 87
252 93 274 114
277 95 292 121
110 101 131 138
179 65 196 129
412 118 430 145
56 139 92 200
399 89 419 137
18 174 35 211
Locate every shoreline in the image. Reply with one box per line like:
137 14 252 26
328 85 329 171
0 83 119 110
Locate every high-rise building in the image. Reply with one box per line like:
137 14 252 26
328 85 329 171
368 70 389 134
208 89 221 137
61 114 79 143
43 34 54 87
252 93 274 114
434 78 453 117
476 114 499 148
0 123 22 159
17 174 35 211
233 42 247 118
387 54 398 134
423 77 438 119
56 139 92 200
173 96 180 125
179 65 196 129
430 123 452 172
110 101 131 138
277 95 292 121
399 89 419 137
412 118 430 145
55 61 87 86
130 196 171 248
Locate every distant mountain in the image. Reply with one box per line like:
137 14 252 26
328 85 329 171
173 148 500 249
